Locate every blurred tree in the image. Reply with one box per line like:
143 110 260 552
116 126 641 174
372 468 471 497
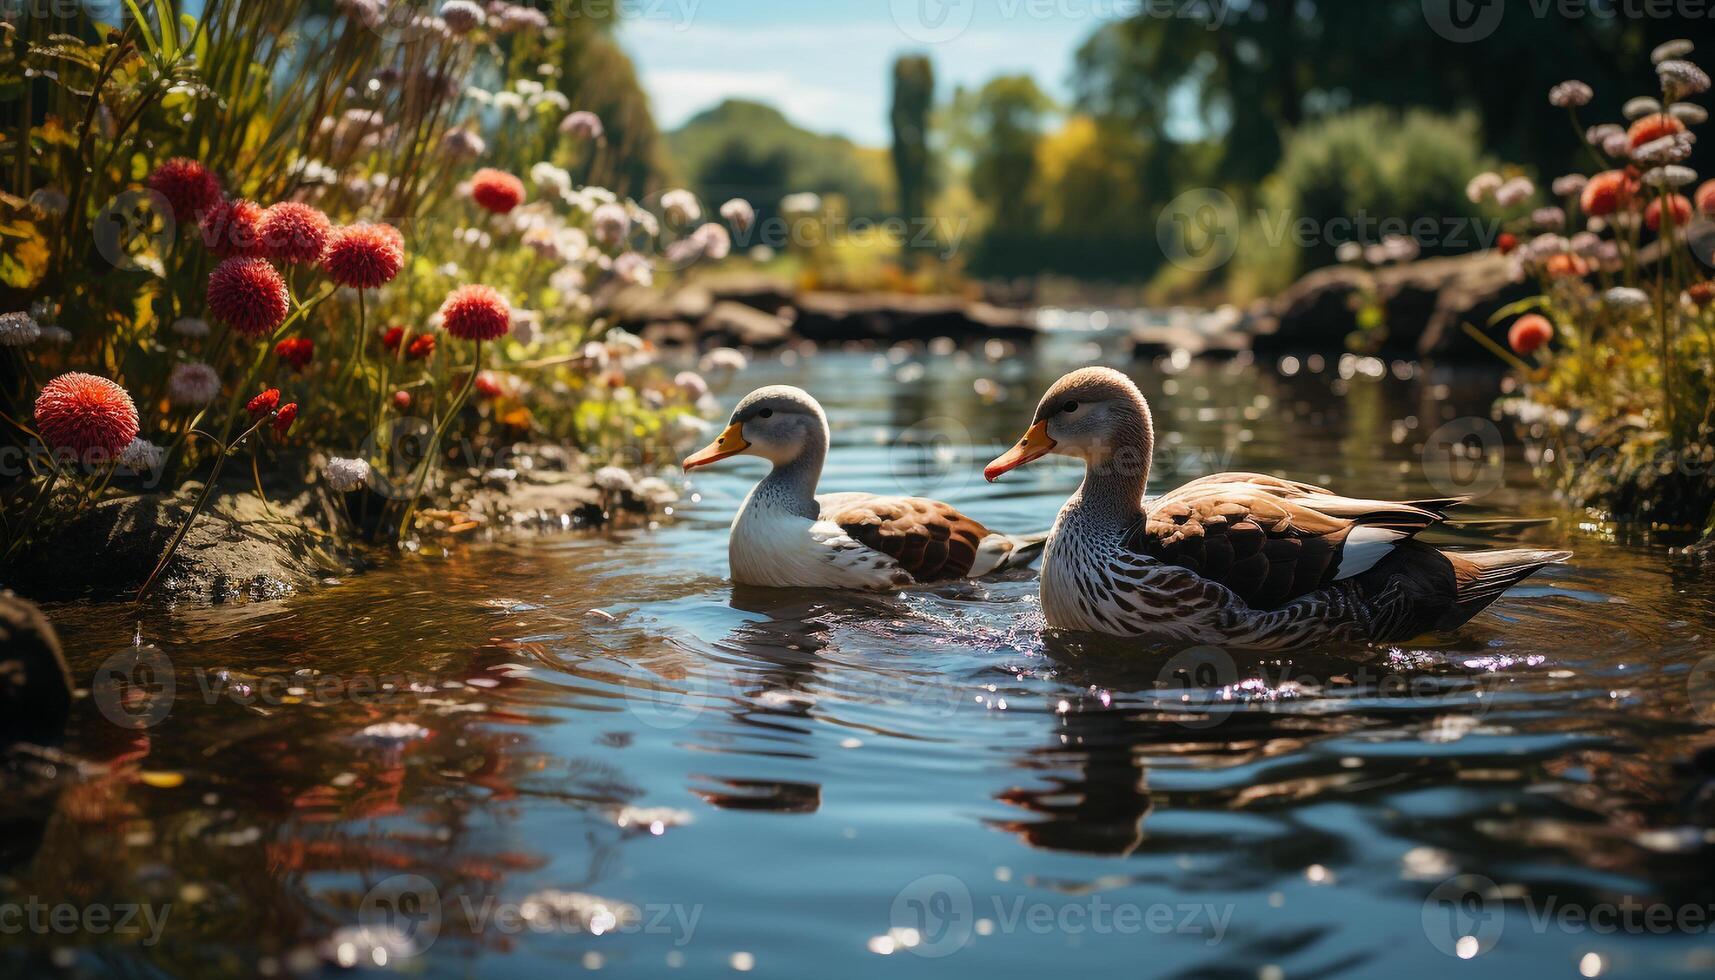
891 55 937 263
970 75 1054 232
667 100 892 219
696 138 793 242
542 21 673 198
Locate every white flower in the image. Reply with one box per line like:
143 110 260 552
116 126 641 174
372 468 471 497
1587 123 1623 146
524 162 572 196
670 414 711 444
1465 172 1503 203
534 91 570 113
698 347 748 375
1381 234 1419 263
171 316 209 338
1603 132 1634 158
439 0 485 33
1549 81 1593 108
674 371 710 400
1635 133 1696 166
720 198 755 233
1643 165 1698 189
441 128 486 161
119 438 164 473
0 311 41 346
613 252 653 287
1605 287 1650 312
326 457 372 492
593 466 634 493
661 189 701 225
1335 241 1363 263
1494 176 1535 207
592 202 629 247
168 362 221 407
1658 60 1711 97
1624 96 1664 120
1551 174 1588 197
1532 207 1566 230
560 110 603 140
1670 102 1709 125
1653 39 1695 64
514 80 544 98
692 223 731 260
781 192 822 213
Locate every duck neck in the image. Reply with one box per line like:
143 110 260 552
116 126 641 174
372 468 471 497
752 435 825 521
1071 409 1153 532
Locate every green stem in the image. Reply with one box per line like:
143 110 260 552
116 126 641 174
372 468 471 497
396 339 481 542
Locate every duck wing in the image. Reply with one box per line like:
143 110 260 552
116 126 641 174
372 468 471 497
819 493 992 584
1127 476 1452 609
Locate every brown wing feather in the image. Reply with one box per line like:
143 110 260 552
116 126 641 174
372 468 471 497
830 497 992 584
1127 479 1455 609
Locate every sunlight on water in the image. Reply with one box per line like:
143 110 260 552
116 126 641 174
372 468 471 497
13 339 1715 978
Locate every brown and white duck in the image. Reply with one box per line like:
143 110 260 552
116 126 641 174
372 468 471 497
684 385 1045 590
984 367 1569 648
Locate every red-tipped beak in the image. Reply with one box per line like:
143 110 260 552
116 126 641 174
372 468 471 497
985 421 1055 481
683 422 750 471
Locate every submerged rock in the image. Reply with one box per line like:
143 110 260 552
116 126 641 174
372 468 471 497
0 592 72 743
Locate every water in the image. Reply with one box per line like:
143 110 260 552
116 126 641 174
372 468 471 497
8 330 1715 978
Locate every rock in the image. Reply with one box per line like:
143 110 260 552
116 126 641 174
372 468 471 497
638 319 698 348
701 301 791 348
6 485 355 602
706 274 795 315
792 292 1038 344
1385 252 1535 359
1250 264 1371 353
0 593 71 743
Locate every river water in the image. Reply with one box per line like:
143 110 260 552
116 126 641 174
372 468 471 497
7 326 1715 978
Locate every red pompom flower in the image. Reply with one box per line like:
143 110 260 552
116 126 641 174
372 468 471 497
323 223 404 289
1581 169 1639 217
1509 314 1554 355
200 199 266 258
209 257 290 338
34 373 140 457
247 388 281 421
1496 232 1518 255
1628 113 1686 150
259 202 334 265
382 325 406 352
273 402 299 435
274 337 315 371
438 284 511 342
407 334 437 360
1646 193 1693 232
146 158 223 224
470 168 526 214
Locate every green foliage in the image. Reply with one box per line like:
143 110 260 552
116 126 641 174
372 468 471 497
1228 109 1498 300
890 55 935 231
667 100 891 220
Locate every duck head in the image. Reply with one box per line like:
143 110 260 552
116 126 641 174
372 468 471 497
683 385 831 471
985 367 1154 482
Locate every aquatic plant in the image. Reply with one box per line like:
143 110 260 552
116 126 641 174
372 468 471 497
1470 45 1715 541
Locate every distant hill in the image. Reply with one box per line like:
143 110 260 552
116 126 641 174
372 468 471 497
666 100 893 222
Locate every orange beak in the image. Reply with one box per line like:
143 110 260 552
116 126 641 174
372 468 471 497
683 422 750 471
985 421 1056 482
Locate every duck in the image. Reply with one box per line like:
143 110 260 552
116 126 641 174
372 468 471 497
984 367 1569 648
683 385 1046 590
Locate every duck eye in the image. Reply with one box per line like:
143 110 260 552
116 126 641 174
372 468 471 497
1062 401 1079 414
758 408 773 419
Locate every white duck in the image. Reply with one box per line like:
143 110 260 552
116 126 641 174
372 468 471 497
985 367 1569 648
684 386 1044 590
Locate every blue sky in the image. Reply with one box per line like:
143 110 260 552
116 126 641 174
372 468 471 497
615 0 1125 145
